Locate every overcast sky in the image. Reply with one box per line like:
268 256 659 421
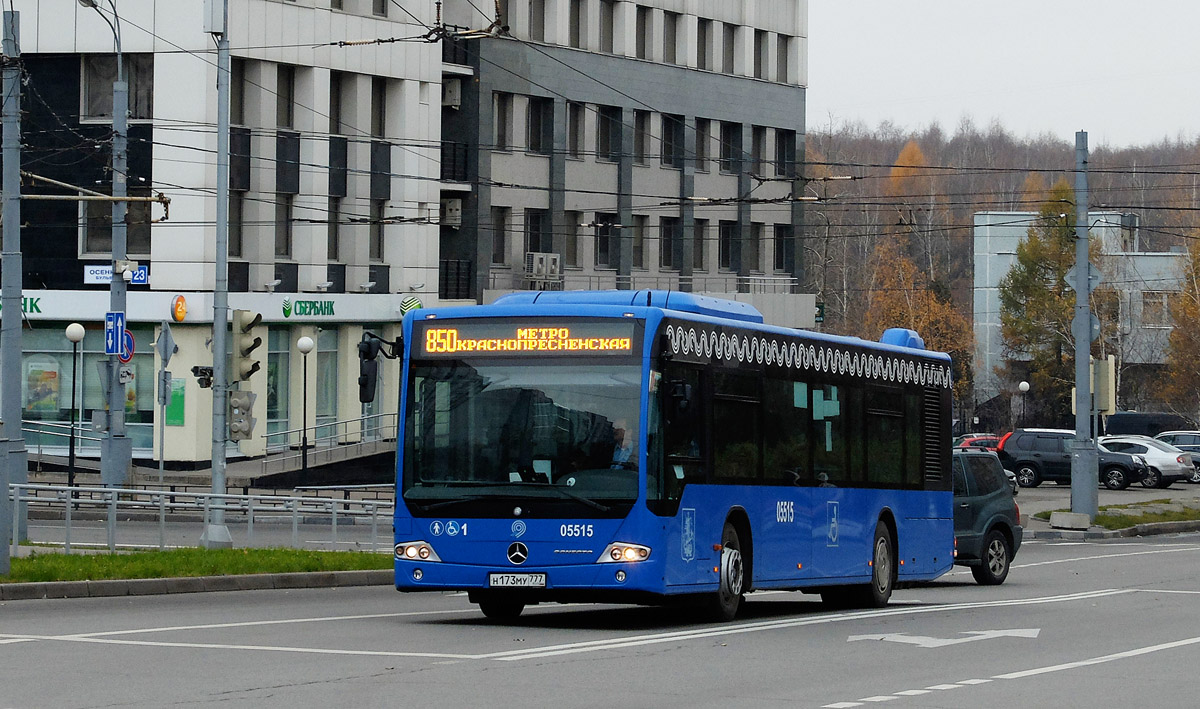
806 2 1200 149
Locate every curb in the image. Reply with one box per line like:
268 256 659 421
1026 519 1200 540
0 569 393 601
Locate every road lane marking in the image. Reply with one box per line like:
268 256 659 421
8 634 479 660
957 679 991 685
847 629 1039 648
924 684 960 690
484 589 1128 662
1014 545 1200 569
60 609 478 639
993 634 1200 679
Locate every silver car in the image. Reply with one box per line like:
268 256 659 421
1099 435 1193 488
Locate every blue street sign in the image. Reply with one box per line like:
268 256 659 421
131 265 149 285
104 311 126 356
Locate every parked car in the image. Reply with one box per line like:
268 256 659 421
1154 431 1200 484
1099 435 1191 488
1003 469 1019 495
954 432 997 447
953 448 1022 585
996 428 1150 489
955 435 1001 451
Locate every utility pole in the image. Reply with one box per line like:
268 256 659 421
79 0 133 488
1070 130 1099 520
201 0 232 547
1 9 22 575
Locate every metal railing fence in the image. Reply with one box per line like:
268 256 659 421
10 483 395 556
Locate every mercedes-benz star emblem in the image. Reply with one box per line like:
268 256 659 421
507 542 529 565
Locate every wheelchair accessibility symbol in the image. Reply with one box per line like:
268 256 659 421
826 501 839 547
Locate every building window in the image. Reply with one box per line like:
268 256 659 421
754 29 768 79
773 224 793 272
695 118 710 170
661 114 685 168
565 210 580 266
82 54 154 120
748 223 763 272
275 194 293 257
277 64 295 128
635 5 651 59
632 215 647 269
329 71 345 134
266 329 291 440
495 92 513 150
775 129 797 177
777 35 791 83
525 209 552 254
527 97 552 155
697 19 712 70
315 328 339 435
369 200 385 261
719 220 737 270
372 0 387 17
569 0 585 48
722 23 736 73
595 213 618 267
568 102 585 158
229 192 244 259
719 121 740 173
327 197 341 261
529 0 546 42
693 218 708 270
664 12 679 64
633 111 650 164
600 0 615 53
597 105 621 161
331 0 343 9
1142 291 1173 328
660 217 681 269
751 125 767 174
371 77 387 138
230 57 246 125
491 206 510 264
83 189 152 255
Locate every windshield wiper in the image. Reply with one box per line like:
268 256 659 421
411 494 500 512
519 482 611 512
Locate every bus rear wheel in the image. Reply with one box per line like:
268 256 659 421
477 595 525 621
708 521 745 622
822 521 894 609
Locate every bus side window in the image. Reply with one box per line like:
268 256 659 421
812 383 846 486
661 366 703 501
764 377 810 485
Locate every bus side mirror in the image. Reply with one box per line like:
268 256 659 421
667 380 694 424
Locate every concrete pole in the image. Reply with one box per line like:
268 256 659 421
1070 130 1098 519
100 15 132 487
202 0 233 548
1 9 22 574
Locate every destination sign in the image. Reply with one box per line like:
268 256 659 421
418 320 637 357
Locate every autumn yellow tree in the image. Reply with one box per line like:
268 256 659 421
863 236 974 402
1160 236 1200 419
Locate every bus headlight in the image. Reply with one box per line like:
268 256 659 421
598 542 651 563
395 541 442 562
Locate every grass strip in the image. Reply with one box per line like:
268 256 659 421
2 547 391 584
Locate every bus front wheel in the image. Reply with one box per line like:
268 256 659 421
708 521 745 622
477 595 525 621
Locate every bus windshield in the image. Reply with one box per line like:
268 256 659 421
403 360 642 515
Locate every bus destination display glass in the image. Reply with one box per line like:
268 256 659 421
417 320 637 357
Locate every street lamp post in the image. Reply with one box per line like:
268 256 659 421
1018 381 1030 428
297 336 314 477
65 323 85 487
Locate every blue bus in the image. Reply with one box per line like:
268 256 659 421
384 290 954 620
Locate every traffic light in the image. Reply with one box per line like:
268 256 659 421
191 365 214 388
228 389 257 441
232 309 263 381
358 333 381 403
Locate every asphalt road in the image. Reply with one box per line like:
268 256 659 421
3 532 1199 707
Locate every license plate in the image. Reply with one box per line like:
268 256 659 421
488 573 546 588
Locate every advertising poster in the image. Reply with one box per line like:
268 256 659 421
24 358 60 413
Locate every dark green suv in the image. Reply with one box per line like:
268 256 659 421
953 449 1023 585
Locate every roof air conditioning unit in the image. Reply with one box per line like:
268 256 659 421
442 78 462 109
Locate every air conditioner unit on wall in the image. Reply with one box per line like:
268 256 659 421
440 198 462 227
442 78 462 109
